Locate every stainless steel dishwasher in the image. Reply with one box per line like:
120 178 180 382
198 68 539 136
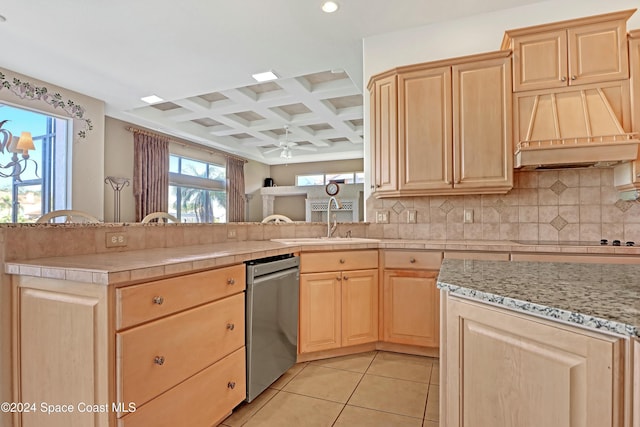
245 254 300 402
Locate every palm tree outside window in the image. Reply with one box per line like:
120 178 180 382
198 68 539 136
168 155 226 223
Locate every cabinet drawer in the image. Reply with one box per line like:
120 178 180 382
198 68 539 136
116 264 245 329
301 250 378 273
117 293 244 407
383 250 442 270
118 347 246 427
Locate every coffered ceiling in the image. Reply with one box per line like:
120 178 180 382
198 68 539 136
0 0 545 164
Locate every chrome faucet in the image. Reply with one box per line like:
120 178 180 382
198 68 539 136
327 196 342 238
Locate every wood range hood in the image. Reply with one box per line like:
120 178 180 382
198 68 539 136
514 84 639 170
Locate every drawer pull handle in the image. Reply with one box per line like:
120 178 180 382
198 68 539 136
154 356 165 366
227 381 236 389
409 257 416 263
343 275 349 281
339 259 345 264
153 296 164 305
227 278 235 285
227 323 235 331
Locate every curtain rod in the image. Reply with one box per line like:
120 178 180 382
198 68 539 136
125 126 248 163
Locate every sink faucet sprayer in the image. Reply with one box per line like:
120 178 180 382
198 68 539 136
327 196 342 237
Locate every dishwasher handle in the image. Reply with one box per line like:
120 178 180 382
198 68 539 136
249 267 299 287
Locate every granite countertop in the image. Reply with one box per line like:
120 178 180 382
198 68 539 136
437 258 640 338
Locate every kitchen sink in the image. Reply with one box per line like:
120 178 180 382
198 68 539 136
271 237 380 245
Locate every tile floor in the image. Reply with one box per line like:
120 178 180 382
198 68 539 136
220 351 439 427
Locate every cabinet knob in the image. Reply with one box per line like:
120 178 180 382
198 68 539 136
409 257 416 263
226 323 235 331
227 381 236 390
152 296 164 305
561 76 567 82
339 258 345 264
154 356 165 366
336 276 342 281
343 275 349 281
571 75 576 80
227 278 235 285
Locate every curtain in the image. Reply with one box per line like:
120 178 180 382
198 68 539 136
226 157 245 222
133 132 169 222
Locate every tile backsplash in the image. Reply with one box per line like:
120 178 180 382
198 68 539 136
366 169 640 243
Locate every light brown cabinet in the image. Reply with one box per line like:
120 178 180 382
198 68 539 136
370 73 398 193
381 250 442 348
368 50 513 197
12 264 247 427
504 9 633 92
299 250 378 354
442 295 625 427
614 30 640 192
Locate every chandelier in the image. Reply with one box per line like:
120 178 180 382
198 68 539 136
0 120 36 181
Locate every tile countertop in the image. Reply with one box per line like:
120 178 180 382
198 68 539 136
5 238 640 287
437 258 640 338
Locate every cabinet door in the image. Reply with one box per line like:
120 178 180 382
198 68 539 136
568 19 629 86
444 297 624 427
17 282 111 427
299 272 342 353
382 270 439 347
452 56 512 191
512 30 567 91
397 66 452 191
371 74 397 193
341 269 379 347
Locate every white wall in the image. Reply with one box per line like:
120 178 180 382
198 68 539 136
362 0 640 207
0 67 106 219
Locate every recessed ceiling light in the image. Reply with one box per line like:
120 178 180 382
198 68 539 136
252 71 278 82
321 1 339 13
141 95 164 104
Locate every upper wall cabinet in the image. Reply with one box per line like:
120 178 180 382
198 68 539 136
502 9 634 92
368 50 513 198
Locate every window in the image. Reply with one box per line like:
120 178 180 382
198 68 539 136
296 172 364 186
0 104 69 222
168 155 226 223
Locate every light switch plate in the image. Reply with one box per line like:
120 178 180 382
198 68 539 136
376 210 389 224
407 210 417 223
227 228 237 238
464 209 474 223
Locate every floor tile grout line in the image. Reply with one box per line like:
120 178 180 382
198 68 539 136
343 402 425 421
331 350 380 427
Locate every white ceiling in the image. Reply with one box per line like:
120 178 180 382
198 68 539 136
0 0 544 165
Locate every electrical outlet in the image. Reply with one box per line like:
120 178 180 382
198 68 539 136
464 209 474 224
407 210 417 223
227 228 237 239
376 210 389 224
106 231 127 248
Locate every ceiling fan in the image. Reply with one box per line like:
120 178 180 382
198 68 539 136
263 125 317 159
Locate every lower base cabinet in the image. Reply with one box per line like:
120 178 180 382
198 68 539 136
299 269 379 353
382 270 439 347
442 295 625 427
12 264 247 427
118 347 246 427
